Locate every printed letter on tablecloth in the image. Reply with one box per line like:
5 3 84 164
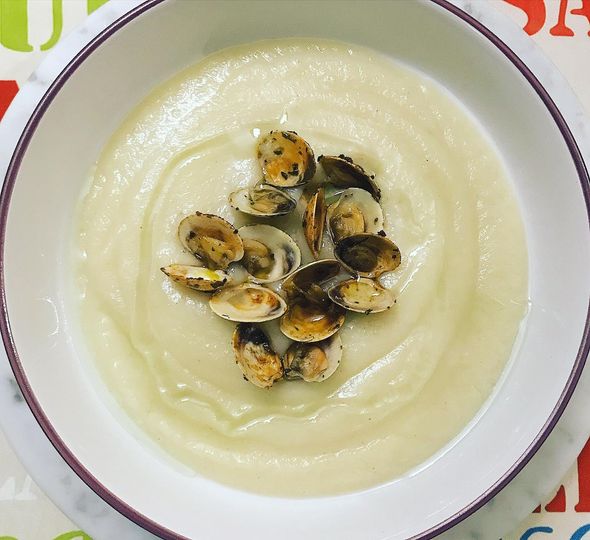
0 81 18 120
520 526 553 539
502 0 547 35
575 438 590 512
502 0 590 36
0 0 33 51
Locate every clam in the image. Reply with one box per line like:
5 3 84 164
178 212 244 270
283 334 342 382
319 154 381 201
257 130 316 187
302 186 327 259
328 278 395 314
229 184 296 217
232 323 283 388
281 259 341 301
326 188 384 243
161 264 229 292
239 224 301 283
209 283 287 322
280 288 345 342
334 233 401 278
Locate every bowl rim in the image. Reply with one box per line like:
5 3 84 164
1 0 589 538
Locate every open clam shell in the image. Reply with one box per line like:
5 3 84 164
283 334 342 382
257 130 316 187
161 264 229 292
319 154 381 201
328 277 395 314
209 283 287 322
281 259 341 301
326 188 384 243
334 233 401 278
280 288 345 343
239 224 301 283
229 184 296 217
178 212 244 270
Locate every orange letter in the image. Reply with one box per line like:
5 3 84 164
502 0 547 35
571 0 590 36
550 0 575 36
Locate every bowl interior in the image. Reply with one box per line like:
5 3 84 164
3 1 590 538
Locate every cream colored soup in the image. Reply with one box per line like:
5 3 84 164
75 40 528 496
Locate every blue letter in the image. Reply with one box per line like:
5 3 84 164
572 525 590 540
520 527 553 540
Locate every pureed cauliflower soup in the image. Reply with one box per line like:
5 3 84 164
75 39 528 496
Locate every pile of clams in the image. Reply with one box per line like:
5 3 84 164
162 130 401 388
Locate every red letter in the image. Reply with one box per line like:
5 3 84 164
550 0 575 36
571 0 590 36
0 80 19 121
545 485 566 512
502 0 547 35
575 437 590 512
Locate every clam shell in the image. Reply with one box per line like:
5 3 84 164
279 289 345 343
232 323 283 388
283 334 342 382
239 224 301 283
178 212 243 270
258 130 316 187
328 278 395 313
326 188 384 243
229 184 296 217
334 233 401 278
209 283 287 322
319 154 381 201
302 186 327 259
281 259 341 301
161 264 229 292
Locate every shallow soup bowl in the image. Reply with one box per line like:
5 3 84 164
1 1 589 539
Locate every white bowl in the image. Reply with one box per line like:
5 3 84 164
1 1 589 539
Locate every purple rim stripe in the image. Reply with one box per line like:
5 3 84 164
0 1 589 539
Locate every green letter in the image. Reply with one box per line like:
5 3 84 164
40 0 63 51
87 0 109 14
0 0 33 52
53 531 92 540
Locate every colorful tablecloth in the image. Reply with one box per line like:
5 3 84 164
0 1 588 539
